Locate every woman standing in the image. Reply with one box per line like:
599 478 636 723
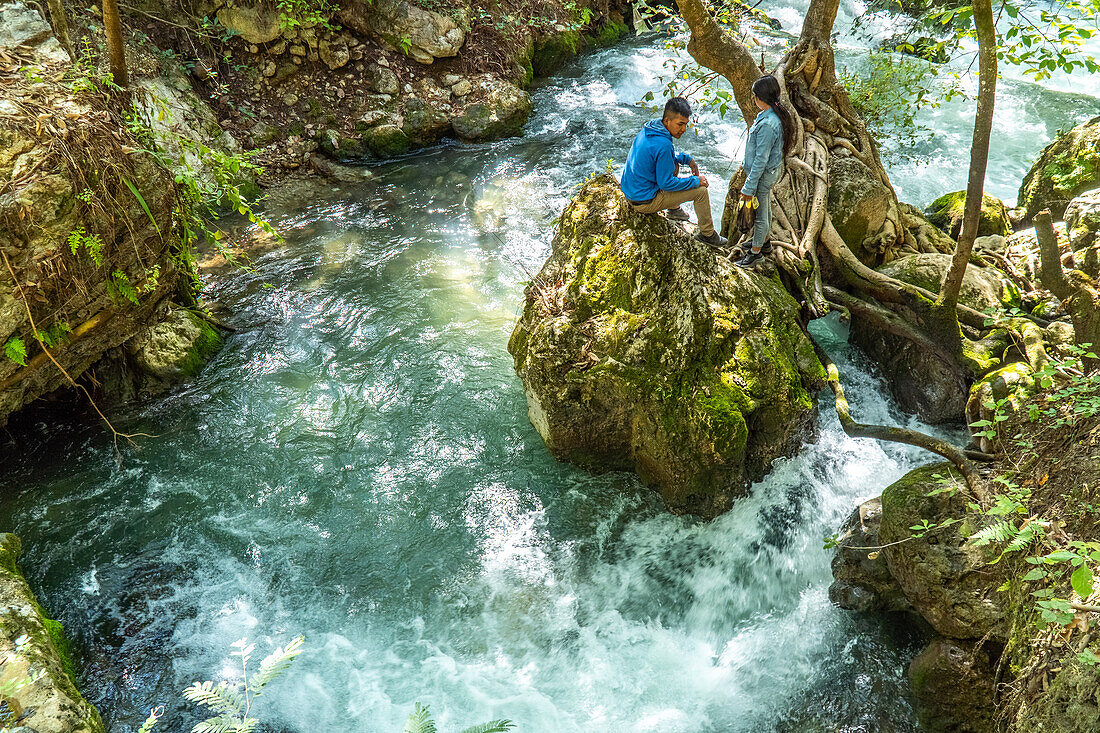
736 75 795 268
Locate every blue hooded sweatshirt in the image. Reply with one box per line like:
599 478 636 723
620 119 698 202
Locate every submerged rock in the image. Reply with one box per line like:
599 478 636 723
909 637 996 733
1018 115 1100 221
508 175 826 517
0 534 104 733
925 190 1013 240
849 252 1017 423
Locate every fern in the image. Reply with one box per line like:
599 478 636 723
1005 521 1042 554
109 270 141 305
970 519 1017 546
458 721 515 733
403 703 514 733
183 680 245 718
137 707 163 733
4 336 27 366
191 715 245 733
404 704 438 733
248 635 304 695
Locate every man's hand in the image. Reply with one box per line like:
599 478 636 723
740 193 753 201
689 160 700 177
699 175 709 188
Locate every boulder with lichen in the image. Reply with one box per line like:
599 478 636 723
508 174 826 517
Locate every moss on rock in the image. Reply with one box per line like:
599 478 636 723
925 190 1013 239
1019 115 1100 221
0 533 104 733
509 174 825 517
879 464 1008 639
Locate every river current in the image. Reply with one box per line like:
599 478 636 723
4 2 1100 731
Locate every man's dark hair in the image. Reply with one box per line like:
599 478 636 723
663 97 691 120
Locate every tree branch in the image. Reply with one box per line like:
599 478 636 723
811 335 984 496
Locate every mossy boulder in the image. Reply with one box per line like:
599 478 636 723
451 76 532 141
0 533 105 733
509 174 826 517
127 307 223 395
827 153 901 266
532 30 581 75
965 361 1036 454
1019 115 1100 221
879 464 1008 640
925 190 1013 239
909 638 996 733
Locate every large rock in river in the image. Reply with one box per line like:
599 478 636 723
1018 115 1100 221
925 190 1013 239
0 533 104 732
508 175 826 517
849 253 1018 423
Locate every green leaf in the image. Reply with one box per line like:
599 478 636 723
122 176 161 236
1046 550 1079 563
1022 567 1048 581
1072 564 1094 599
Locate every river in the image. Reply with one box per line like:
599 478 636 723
3 2 1100 731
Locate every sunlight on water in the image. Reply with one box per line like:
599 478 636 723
1 12 1098 733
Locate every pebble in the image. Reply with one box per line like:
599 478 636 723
451 80 472 97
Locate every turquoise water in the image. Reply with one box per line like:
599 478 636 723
3 8 1100 732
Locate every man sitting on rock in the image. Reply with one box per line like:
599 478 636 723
620 97 728 247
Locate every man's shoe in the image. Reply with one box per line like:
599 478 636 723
665 207 691 222
696 231 728 248
760 239 774 255
736 249 763 268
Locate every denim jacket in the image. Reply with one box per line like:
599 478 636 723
742 107 784 196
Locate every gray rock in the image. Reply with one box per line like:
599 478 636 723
0 2 52 49
828 153 901 265
829 497 913 613
366 64 399 95
451 77 532 141
451 79 472 97
319 40 350 69
973 234 1005 253
215 5 282 44
442 73 463 86
340 0 466 64
880 464 1008 639
1064 187 1100 278
909 638 996 732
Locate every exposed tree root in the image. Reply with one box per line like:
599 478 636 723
811 335 984 497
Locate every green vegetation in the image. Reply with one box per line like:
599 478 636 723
964 344 1100 630
276 0 338 31
839 50 961 160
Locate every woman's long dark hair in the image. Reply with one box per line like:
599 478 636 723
751 75 794 157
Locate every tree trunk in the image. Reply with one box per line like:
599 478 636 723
1035 210 1100 370
102 0 128 87
932 0 997 357
44 0 75 61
